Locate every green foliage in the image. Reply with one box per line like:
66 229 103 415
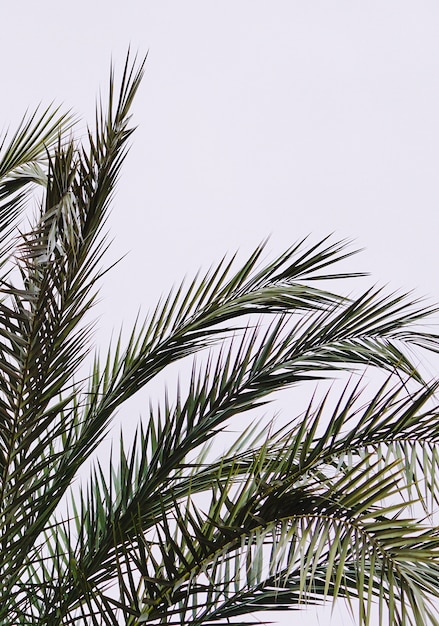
1 53 439 625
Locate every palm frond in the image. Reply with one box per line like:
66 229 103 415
0 52 146 615
0 105 74 258
34 366 439 624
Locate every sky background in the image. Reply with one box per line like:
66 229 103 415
2 2 439 624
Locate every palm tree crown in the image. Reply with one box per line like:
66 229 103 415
1 53 439 626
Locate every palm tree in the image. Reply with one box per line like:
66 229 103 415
1 53 439 626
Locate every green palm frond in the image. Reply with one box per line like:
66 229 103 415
0 52 145 619
0 105 74 256
30 365 439 624
130 378 439 626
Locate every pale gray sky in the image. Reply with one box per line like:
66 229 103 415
3 2 439 624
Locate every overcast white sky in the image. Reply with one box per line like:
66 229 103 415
3 2 439 624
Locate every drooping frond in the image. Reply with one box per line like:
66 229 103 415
128 377 439 626
25 353 439 624
0 105 74 274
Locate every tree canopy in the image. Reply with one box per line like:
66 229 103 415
1 53 439 625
